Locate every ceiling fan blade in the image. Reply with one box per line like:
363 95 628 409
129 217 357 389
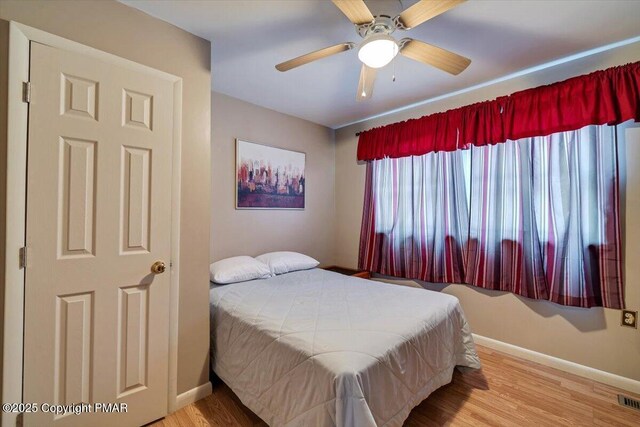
356 64 376 101
275 43 355 72
332 0 374 25
400 39 470 75
398 0 466 29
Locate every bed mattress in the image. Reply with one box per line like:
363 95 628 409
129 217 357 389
210 268 480 427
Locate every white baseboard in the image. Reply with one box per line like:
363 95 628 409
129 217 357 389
175 382 213 410
473 334 640 395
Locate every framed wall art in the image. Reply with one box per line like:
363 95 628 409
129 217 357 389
236 139 306 209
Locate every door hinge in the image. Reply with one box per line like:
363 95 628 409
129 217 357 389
22 81 31 103
19 246 28 269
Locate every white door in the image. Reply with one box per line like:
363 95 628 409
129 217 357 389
23 42 175 426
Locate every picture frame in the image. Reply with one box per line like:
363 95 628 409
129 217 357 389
235 139 306 210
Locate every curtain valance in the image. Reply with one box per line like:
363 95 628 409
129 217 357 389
357 62 640 161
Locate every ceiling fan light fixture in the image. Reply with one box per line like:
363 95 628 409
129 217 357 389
358 33 399 69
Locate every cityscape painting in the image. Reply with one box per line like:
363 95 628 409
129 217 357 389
236 139 306 209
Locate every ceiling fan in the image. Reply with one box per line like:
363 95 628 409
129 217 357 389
275 0 471 101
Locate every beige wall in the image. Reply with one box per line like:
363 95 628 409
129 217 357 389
335 42 640 381
211 92 336 264
0 0 212 394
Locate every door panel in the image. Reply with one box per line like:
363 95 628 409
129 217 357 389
121 146 151 254
24 41 175 427
59 136 96 258
118 284 149 397
61 74 99 120
55 292 93 408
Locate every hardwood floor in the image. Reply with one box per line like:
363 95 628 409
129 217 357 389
153 345 640 426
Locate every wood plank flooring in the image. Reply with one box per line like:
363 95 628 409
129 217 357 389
152 345 640 426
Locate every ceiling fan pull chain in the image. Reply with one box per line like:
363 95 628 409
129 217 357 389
362 70 367 97
392 53 396 82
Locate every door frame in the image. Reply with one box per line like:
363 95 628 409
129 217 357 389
2 22 183 426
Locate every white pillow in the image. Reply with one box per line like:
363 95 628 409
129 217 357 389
255 251 319 275
209 256 271 284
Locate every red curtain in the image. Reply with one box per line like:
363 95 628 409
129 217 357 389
357 62 640 161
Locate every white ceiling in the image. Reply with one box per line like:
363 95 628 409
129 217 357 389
120 0 640 128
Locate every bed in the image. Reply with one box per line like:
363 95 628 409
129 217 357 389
210 268 481 427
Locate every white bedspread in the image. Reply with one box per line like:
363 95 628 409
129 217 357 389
210 269 480 427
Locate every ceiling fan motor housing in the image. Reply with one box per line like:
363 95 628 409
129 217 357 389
357 15 396 38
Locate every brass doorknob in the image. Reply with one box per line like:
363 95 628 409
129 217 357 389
151 261 166 274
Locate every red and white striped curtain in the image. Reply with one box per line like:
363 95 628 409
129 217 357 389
465 139 549 300
359 125 624 309
359 151 470 284
532 126 623 308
